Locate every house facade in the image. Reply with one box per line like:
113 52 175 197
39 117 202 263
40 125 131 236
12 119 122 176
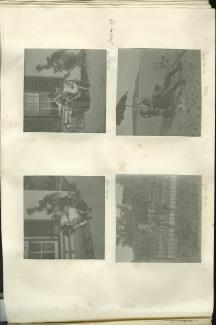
24 75 63 132
24 218 94 259
24 176 95 259
24 75 89 132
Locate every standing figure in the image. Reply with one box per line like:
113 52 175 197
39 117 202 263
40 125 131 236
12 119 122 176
136 55 185 118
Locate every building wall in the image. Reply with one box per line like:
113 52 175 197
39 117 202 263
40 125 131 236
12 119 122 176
24 223 94 260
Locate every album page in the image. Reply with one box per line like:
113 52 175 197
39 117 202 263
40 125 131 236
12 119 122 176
1 4 215 324
10 319 213 325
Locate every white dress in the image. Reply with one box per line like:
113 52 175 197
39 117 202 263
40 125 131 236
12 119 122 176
64 66 81 82
68 207 79 223
61 214 69 226
63 81 79 95
60 208 79 226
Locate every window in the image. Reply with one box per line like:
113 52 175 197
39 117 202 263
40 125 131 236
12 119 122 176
24 92 58 117
24 93 39 115
27 240 57 259
39 93 57 110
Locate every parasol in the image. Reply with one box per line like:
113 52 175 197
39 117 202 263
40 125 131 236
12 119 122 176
116 91 132 126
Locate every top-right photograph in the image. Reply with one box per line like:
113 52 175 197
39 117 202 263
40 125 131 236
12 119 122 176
116 48 201 136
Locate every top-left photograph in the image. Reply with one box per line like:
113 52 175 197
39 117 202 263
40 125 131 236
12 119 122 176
24 49 106 133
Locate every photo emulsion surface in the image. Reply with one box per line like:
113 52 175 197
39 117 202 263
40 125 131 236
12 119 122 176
24 49 106 133
116 49 201 136
24 176 105 259
116 175 201 263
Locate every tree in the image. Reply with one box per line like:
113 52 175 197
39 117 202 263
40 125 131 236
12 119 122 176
26 182 91 223
36 50 86 73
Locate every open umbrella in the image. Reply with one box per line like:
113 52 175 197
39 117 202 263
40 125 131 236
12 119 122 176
116 91 132 126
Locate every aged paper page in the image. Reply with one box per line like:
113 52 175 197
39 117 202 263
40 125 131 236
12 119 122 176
1 5 215 324
11 319 213 325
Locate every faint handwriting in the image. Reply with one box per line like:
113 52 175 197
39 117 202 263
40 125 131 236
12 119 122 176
108 18 116 45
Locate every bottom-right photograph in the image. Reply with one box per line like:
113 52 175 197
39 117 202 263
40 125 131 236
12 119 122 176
116 175 201 263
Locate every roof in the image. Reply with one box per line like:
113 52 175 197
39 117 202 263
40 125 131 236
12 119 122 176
24 219 58 237
24 75 63 93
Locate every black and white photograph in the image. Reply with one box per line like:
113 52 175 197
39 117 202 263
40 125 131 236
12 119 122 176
24 176 105 259
116 175 201 262
24 49 106 133
116 49 201 136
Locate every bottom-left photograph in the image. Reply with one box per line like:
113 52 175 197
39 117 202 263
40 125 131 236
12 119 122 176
24 176 105 260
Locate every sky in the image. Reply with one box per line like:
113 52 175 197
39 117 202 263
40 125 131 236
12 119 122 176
116 48 167 135
25 49 79 77
116 49 140 135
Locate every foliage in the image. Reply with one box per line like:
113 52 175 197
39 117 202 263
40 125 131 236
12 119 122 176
26 182 90 221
